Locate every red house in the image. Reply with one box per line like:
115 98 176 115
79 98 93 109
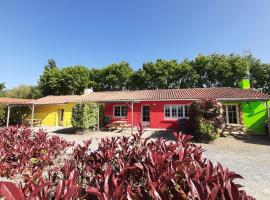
79 85 270 134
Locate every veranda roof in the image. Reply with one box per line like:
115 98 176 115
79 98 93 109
0 97 33 105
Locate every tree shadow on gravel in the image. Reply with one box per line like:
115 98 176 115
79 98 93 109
148 130 178 141
231 133 270 146
53 127 82 135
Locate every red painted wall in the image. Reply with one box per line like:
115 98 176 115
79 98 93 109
104 100 193 130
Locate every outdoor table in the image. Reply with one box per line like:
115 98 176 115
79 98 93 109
109 120 128 131
24 119 42 126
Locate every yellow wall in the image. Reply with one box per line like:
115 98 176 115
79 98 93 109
25 103 75 127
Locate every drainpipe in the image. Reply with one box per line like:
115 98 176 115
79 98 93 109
31 105 35 128
131 102 134 134
6 105 11 127
97 103 100 132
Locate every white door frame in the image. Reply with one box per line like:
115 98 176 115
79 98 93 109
224 104 240 124
141 105 150 127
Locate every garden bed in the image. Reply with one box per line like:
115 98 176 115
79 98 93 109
0 127 254 199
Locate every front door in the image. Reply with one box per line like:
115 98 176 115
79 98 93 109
58 109 64 126
141 105 150 127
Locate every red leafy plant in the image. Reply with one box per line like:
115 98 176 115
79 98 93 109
0 126 72 178
0 127 254 199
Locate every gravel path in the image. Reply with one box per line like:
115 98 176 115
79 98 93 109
40 126 270 199
198 135 270 200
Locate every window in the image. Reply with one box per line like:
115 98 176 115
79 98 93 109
164 105 189 119
223 104 239 124
114 105 128 118
60 109 64 122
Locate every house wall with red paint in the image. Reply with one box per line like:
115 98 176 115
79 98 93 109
104 100 193 130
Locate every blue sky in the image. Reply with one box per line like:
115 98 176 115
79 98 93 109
0 0 270 88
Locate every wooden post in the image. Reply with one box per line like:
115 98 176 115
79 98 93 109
31 105 35 128
131 102 134 134
97 103 100 132
266 101 270 136
6 105 11 127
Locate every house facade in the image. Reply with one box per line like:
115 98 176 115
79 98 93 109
3 79 267 135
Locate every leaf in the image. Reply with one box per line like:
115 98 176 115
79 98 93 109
87 187 101 197
0 181 24 200
63 186 80 200
225 181 239 200
55 180 64 200
209 185 220 200
29 182 51 198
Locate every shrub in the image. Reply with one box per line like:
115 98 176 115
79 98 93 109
0 126 72 178
72 103 99 130
189 99 224 141
0 129 254 199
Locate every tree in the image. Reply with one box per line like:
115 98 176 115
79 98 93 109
135 59 177 89
0 83 5 93
60 66 91 95
99 62 133 91
89 68 104 91
192 54 248 88
250 63 270 94
169 59 198 88
2 85 41 99
45 59 57 70
38 59 61 96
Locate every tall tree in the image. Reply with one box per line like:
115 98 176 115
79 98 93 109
0 83 5 94
38 59 61 96
192 54 248 88
136 59 177 89
250 62 270 94
99 62 133 91
60 66 91 95
169 59 198 88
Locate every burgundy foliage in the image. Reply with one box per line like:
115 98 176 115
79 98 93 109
0 127 254 199
0 126 72 178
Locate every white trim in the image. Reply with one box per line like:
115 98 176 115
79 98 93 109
223 104 240 125
141 105 150 126
113 105 128 118
163 104 189 119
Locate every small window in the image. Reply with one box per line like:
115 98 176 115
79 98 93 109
164 105 189 119
165 105 170 117
114 105 128 118
223 104 239 124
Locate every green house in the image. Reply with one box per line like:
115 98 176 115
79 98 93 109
222 79 270 134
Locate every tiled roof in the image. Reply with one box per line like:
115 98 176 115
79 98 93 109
0 97 34 105
2 88 268 105
33 95 81 105
79 88 270 102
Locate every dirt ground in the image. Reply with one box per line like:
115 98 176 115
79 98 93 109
38 126 270 199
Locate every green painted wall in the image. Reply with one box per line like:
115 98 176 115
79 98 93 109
240 101 269 134
238 79 251 89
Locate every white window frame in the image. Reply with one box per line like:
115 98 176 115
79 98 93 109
223 104 240 124
113 105 128 118
164 104 189 119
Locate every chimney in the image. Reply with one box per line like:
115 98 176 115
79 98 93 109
84 87 94 94
238 79 250 90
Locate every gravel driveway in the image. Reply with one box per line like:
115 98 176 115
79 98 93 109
41 126 270 199
198 135 270 200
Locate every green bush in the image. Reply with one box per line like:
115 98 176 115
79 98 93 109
71 103 99 130
189 99 224 142
199 118 219 141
